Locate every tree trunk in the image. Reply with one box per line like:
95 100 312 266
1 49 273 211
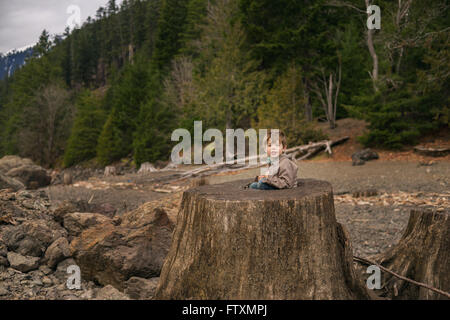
154 179 371 300
304 89 313 122
375 208 450 300
366 0 379 91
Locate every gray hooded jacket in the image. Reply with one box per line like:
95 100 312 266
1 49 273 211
258 153 298 189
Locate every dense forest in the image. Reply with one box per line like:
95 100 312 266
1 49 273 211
0 0 448 169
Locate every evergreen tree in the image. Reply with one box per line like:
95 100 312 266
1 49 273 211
64 90 106 167
96 108 130 165
96 57 150 164
34 30 52 57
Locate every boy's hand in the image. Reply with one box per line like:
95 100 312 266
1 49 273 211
258 175 268 181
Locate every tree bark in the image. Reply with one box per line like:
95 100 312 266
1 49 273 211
375 208 450 300
154 179 371 300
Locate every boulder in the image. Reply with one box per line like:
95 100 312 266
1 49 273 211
7 252 40 272
53 258 78 281
70 207 174 290
0 256 9 268
6 165 51 189
0 156 34 174
124 277 159 300
44 237 71 269
0 240 7 256
0 173 25 191
52 199 93 223
63 212 112 238
0 285 8 296
352 148 379 166
89 203 116 218
3 219 67 257
53 200 116 223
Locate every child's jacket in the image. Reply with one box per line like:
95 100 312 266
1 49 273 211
258 153 298 189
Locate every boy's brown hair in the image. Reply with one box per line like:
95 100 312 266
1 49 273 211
265 129 287 149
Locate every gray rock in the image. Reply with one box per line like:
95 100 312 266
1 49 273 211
54 258 77 281
7 252 40 272
0 156 34 174
0 285 8 296
52 200 92 223
0 256 9 267
124 277 159 300
44 237 71 268
6 164 51 190
42 276 53 287
32 278 43 286
94 285 130 300
70 207 174 290
0 241 7 256
0 173 25 191
3 219 67 257
39 265 52 275
352 148 379 166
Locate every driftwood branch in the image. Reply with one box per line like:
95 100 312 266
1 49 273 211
353 256 450 299
413 145 450 157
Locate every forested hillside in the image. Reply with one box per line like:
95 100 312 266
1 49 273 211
0 0 448 169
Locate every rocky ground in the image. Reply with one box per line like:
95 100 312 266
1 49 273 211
0 154 449 300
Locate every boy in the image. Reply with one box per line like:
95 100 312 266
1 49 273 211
249 130 298 190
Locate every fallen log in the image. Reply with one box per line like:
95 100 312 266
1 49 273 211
154 179 371 299
285 136 349 155
413 145 450 157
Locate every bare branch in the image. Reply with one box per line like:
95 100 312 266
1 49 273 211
325 0 366 13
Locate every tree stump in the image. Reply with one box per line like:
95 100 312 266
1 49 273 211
375 208 449 300
63 172 72 185
138 162 157 174
104 166 117 177
154 179 371 300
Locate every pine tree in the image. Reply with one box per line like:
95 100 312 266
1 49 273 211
34 30 52 57
96 108 130 165
64 90 106 167
151 0 190 71
96 57 150 165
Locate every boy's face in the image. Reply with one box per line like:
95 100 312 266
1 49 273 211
267 138 285 158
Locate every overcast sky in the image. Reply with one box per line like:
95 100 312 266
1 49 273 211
0 0 123 54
